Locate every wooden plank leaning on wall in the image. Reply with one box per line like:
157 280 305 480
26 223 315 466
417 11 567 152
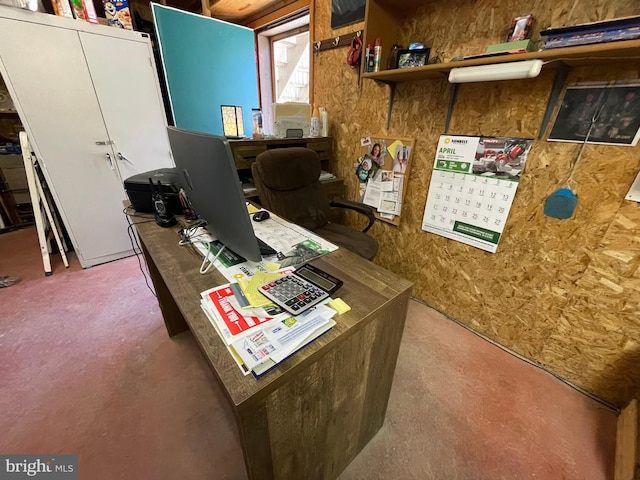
615 398 640 480
200 0 209 17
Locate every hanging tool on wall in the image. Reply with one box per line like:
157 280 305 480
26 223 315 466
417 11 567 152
346 33 362 68
544 88 611 220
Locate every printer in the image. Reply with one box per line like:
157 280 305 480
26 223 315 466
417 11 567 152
123 168 183 215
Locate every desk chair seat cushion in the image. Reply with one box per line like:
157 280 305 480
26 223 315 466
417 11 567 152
252 148 330 231
315 223 378 260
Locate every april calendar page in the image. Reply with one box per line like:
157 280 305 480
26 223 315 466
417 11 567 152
421 135 533 253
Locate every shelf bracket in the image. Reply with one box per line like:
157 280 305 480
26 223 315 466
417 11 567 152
386 83 396 130
538 63 569 140
444 83 458 134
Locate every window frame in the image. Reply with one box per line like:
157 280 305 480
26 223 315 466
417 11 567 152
252 4 312 135
270 25 310 104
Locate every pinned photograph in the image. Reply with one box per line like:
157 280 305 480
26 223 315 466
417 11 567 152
392 145 411 174
355 156 380 182
380 170 395 191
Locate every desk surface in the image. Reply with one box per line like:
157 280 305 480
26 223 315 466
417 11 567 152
135 219 412 407
134 218 412 479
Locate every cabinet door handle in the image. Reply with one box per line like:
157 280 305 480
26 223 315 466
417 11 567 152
105 153 115 170
117 152 135 165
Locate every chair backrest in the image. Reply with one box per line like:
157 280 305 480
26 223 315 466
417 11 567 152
251 147 331 231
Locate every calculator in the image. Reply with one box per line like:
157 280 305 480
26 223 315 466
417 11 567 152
258 263 343 315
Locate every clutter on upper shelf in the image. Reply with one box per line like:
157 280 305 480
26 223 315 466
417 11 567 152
540 15 640 49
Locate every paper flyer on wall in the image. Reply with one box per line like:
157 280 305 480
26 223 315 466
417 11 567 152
421 135 533 253
354 136 414 225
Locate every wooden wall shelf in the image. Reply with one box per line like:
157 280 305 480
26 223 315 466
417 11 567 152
362 39 640 84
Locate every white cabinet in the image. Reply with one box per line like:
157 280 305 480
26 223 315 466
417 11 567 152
0 7 173 267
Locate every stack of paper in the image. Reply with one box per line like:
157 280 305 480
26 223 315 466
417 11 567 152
200 282 336 378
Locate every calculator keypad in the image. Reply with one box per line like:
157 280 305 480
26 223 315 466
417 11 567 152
259 275 329 315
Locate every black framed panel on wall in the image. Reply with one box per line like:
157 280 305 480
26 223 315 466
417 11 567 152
331 0 365 29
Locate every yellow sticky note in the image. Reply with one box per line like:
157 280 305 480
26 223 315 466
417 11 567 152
264 262 281 272
327 298 351 315
247 203 260 214
240 271 289 309
387 140 403 162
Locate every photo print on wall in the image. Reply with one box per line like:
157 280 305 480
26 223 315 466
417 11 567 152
548 84 640 146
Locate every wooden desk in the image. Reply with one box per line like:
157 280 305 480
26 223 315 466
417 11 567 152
135 220 412 480
229 137 333 172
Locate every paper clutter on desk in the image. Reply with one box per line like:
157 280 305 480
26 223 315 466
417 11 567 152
263 261 282 272
238 270 290 309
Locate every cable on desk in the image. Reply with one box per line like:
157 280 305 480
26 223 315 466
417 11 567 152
177 219 208 246
199 243 226 274
175 219 226 274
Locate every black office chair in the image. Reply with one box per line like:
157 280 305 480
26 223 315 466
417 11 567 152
251 147 379 260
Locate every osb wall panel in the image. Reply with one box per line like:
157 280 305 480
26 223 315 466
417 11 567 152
313 0 640 406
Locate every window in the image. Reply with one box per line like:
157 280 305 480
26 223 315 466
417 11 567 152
256 11 310 135
272 28 309 103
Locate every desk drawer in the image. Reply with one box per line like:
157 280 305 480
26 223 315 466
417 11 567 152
232 145 267 169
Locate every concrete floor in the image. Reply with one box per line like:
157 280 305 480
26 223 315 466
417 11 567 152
0 227 618 479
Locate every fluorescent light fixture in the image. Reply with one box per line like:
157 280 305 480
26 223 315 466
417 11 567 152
448 59 543 83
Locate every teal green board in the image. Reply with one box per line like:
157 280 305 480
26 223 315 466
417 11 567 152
152 5 258 136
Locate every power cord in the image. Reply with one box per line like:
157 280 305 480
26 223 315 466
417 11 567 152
123 207 157 298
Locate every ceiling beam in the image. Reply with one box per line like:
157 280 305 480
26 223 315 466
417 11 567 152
245 0 308 29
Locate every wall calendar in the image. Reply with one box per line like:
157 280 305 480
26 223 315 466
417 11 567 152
421 135 533 253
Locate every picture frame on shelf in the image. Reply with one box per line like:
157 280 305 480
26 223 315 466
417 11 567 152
221 105 244 139
395 48 431 69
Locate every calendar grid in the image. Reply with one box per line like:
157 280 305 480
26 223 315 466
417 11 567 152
422 135 533 253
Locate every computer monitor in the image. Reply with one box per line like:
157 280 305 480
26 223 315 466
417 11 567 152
167 126 262 263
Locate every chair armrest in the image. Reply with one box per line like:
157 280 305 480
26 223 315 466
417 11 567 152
329 198 376 233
